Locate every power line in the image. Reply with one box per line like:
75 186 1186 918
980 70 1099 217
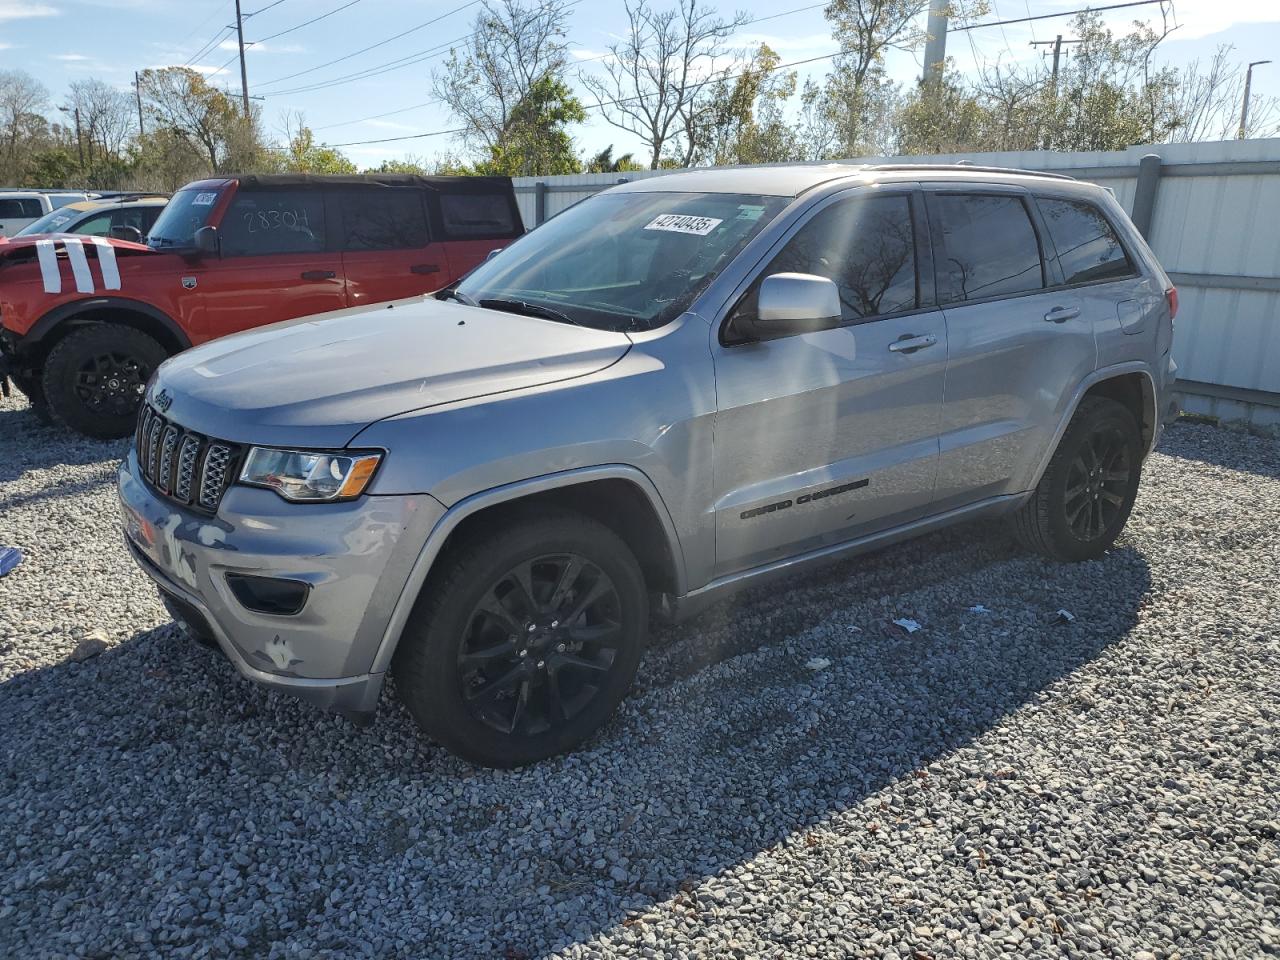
183 26 234 67
291 0 826 122
322 0 1173 149
951 0 1168 33
245 0 289 15
258 0 480 87
175 1 231 49
251 0 367 44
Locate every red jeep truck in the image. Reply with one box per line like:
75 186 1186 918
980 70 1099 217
0 173 524 437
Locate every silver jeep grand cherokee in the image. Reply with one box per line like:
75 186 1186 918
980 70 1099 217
119 164 1179 767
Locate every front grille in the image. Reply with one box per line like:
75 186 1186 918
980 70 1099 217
134 403 242 514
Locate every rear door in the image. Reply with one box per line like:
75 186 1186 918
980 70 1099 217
183 186 348 340
334 186 451 306
710 189 948 577
925 187 1097 509
0 197 48 236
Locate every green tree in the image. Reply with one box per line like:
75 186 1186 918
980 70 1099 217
696 44 803 166
584 145 642 173
277 114 357 174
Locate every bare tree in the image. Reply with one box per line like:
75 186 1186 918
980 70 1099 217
580 0 748 169
1173 44 1280 141
67 79 135 163
432 0 573 155
0 70 50 182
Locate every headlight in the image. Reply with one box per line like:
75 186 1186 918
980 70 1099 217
239 448 382 502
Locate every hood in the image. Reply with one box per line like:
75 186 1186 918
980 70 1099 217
0 233 150 253
152 298 633 449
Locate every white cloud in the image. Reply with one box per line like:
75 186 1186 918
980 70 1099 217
52 53 89 62
362 118 417 131
1159 0 1280 41
0 0 57 21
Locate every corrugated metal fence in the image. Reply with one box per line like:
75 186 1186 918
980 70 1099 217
513 139 1280 429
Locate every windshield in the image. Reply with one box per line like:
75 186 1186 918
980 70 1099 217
14 207 82 236
453 191 789 332
147 188 219 247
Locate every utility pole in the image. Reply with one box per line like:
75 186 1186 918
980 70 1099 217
1031 35 1081 91
922 0 949 85
1239 60 1272 139
134 71 145 138
234 0 251 118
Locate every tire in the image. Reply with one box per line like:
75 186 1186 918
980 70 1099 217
9 373 53 422
1010 395 1143 562
42 324 166 439
394 508 648 768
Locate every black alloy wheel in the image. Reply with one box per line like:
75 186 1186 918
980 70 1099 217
393 508 648 768
1010 395 1143 562
73 348 150 419
1062 423 1133 542
458 554 623 737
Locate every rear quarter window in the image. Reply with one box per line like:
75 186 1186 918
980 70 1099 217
439 192 518 239
338 189 429 250
1036 197 1135 285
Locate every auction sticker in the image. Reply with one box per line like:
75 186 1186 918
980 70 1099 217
644 214 723 236
192 192 218 206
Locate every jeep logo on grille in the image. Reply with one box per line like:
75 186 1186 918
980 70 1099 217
153 389 173 413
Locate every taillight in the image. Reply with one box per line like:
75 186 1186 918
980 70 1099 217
1165 286 1178 320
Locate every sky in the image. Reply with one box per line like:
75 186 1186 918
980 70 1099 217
2 0 1278 168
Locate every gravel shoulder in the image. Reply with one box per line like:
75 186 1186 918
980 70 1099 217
1 391 1278 960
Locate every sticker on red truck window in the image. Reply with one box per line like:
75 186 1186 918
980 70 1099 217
644 214 723 236
192 192 218 205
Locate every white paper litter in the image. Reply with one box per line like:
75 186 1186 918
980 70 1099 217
805 657 832 671
968 604 991 613
1056 609 1076 623
892 618 921 633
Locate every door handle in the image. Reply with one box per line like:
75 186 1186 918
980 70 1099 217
410 263 440 275
301 269 336 281
1044 305 1081 323
888 334 939 354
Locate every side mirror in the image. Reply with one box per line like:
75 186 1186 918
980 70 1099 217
109 225 144 244
192 225 219 257
736 273 842 342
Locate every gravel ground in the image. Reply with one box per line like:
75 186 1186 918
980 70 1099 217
1 390 1278 960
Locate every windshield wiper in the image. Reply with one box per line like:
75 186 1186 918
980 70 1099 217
437 287 479 307
478 298 580 326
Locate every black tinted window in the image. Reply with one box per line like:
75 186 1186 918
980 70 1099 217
934 194 1043 301
340 189 429 250
1038 197 1134 285
440 193 517 238
220 191 325 256
0 198 43 218
754 194 917 323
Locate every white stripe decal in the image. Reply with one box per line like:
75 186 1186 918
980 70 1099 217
35 239 61 294
63 238 94 293
89 236 121 290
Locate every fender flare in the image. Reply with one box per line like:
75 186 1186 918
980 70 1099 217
26 296 192 354
1029 361 1160 489
368 464 687 675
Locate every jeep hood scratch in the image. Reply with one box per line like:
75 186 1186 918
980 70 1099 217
151 298 633 449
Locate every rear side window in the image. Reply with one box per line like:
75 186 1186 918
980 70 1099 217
756 194 918 323
220 190 326 256
1037 197 1134 285
339 189 429 250
439 192 518 238
0 198 43 218
933 194 1044 302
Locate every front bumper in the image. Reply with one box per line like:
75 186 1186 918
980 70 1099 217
117 450 445 714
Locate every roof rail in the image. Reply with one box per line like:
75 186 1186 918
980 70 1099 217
865 163 1077 182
